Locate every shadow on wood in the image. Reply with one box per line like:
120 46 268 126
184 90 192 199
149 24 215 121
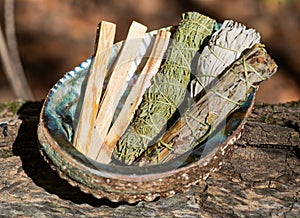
11 101 133 208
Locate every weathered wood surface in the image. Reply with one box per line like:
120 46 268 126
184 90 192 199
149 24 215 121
0 100 299 217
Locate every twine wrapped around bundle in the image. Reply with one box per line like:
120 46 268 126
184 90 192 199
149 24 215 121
115 12 216 163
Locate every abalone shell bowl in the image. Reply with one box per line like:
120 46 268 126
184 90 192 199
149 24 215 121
37 28 255 203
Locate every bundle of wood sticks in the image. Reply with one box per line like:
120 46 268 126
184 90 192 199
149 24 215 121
72 12 277 165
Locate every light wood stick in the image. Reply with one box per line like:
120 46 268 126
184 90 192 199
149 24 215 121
87 21 147 160
98 30 171 163
73 21 116 155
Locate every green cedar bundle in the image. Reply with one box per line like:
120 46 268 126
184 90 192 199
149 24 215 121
115 12 216 164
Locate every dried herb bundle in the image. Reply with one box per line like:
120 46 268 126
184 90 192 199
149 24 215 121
139 44 277 164
191 20 261 97
115 12 216 163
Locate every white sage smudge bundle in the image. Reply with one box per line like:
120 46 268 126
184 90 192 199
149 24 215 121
190 20 261 97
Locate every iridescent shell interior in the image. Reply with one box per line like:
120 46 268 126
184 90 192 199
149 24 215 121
37 28 255 203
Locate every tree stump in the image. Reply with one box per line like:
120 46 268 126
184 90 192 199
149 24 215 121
0 100 299 217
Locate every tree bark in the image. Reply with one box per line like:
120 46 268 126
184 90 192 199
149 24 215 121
0 100 299 217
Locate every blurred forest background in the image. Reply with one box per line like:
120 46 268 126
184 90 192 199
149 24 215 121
0 0 299 103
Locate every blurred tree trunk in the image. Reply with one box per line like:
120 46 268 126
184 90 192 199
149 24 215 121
0 0 33 100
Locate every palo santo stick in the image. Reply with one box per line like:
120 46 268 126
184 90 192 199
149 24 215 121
87 21 147 160
73 21 116 155
98 30 171 163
